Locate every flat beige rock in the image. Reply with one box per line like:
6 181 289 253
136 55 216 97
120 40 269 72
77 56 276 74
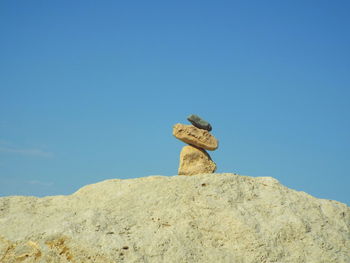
178 145 216 175
0 174 349 262
173 123 218 151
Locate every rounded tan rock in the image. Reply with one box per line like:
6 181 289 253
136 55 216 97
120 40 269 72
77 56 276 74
178 145 216 176
173 123 218 151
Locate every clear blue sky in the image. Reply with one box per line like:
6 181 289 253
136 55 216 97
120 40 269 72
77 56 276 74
1 1 349 205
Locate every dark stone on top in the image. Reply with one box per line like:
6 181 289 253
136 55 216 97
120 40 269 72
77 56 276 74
187 114 212 131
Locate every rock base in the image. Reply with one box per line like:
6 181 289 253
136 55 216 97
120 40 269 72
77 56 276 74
0 174 349 262
178 145 216 176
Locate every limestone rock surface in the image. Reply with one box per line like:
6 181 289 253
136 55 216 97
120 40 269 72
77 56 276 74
178 145 216 175
0 174 349 263
173 123 218 151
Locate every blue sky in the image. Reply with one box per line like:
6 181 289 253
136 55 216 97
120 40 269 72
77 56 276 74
1 1 349 205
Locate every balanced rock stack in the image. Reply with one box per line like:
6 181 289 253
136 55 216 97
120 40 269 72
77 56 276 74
173 114 218 175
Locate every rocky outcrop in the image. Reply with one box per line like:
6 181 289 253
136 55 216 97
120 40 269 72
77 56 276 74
172 123 218 151
0 173 349 263
178 145 216 175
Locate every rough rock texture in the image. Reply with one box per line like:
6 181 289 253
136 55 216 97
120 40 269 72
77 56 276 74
173 123 218 151
187 114 212 131
178 145 216 175
0 173 349 263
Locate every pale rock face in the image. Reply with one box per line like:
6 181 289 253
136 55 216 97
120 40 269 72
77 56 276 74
172 123 218 151
178 145 216 175
0 174 349 263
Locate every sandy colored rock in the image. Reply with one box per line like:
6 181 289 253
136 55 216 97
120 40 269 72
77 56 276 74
1 173 349 262
178 145 216 175
173 123 218 151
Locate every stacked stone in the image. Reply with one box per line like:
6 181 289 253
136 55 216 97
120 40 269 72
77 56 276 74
173 114 219 176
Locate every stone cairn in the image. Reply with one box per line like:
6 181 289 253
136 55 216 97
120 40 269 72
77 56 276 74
173 114 218 176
